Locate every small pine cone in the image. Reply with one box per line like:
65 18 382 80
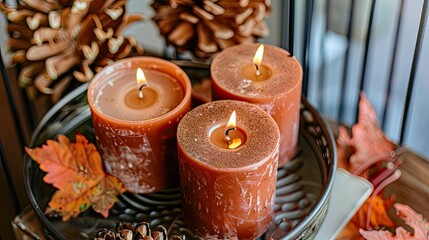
170 236 185 240
135 222 151 239
0 0 144 102
92 222 185 240
91 229 115 240
115 222 134 232
151 0 271 59
116 229 133 240
151 226 168 240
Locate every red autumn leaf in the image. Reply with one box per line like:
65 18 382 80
335 93 397 175
26 134 125 221
359 203 429 239
349 93 396 175
335 93 403 239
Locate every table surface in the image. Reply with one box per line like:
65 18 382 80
14 148 429 240
16 115 429 239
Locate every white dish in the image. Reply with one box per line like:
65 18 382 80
314 168 373 240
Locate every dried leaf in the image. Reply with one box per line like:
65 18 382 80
336 126 353 171
46 188 93 221
335 93 402 238
26 134 125 221
349 93 396 175
335 93 397 175
362 195 396 228
90 175 125 218
25 134 104 197
360 203 429 239
339 195 396 239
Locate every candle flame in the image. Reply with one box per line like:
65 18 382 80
228 138 242 149
225 111 242 149
226 111 236 130
136 68 147 86
253 44 264 76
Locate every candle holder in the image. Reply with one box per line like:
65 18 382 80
24 62 335 239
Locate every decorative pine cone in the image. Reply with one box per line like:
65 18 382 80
151 0 271 59
91 222 185 240
0 0 144 102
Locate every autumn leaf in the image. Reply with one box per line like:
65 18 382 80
335 94 397 175
349 93 396 175
359 195 396 228
89 175 125 218
46 189 93 221
335 93 403 238
338 195 396 240
359 203 429 239
336 126 353 171
26 134 125 221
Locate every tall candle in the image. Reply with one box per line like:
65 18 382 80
211 43 302 166
177 100 280 239
87 57 192 193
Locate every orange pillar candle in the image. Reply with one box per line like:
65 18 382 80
211 43 302 166
87 57 191 193
177 100 280 239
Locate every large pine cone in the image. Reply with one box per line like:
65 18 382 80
0 0 143 102
152 0 271 59
92 222 185 240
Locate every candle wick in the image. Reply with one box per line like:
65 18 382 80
224 127 236 145
254 64 261 76
138 84 147 99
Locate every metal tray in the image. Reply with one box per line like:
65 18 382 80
24 64 336 240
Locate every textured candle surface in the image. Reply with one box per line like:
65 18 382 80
177 100 280 239
211 43 302 166
88 57 191 193
211 44 301 97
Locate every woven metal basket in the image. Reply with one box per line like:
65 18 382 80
24 63 336 240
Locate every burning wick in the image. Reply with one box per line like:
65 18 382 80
136 68 148 99
224 111 242 149
253 44 264 76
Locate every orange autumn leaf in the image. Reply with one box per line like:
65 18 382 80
26 134 125 221
89 175 125 218
360 203 429 239
358 195 396 228
46 189 92 221
338 195 396 240
25 134 104 196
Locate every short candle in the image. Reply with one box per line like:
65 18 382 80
211 43 302 166
177 100 280 239
87 57 191 193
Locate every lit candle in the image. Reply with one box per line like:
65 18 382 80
177 100 280 239
87 57 192 193
137 67 148 99
211 43 302 166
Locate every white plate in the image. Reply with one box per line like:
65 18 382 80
314 168 373 240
